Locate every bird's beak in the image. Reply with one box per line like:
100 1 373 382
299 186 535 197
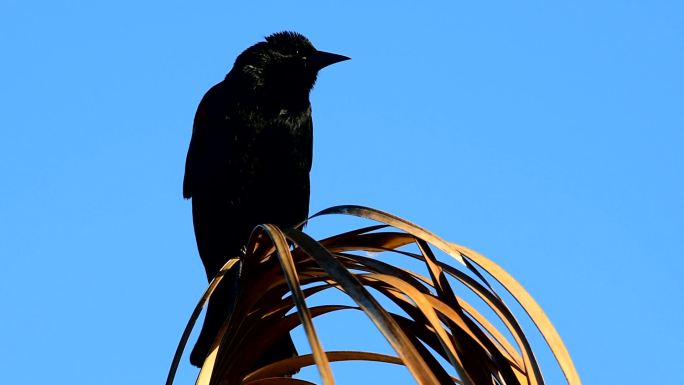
309 50 350 70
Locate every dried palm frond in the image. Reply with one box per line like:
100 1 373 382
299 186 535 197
167 205 581 385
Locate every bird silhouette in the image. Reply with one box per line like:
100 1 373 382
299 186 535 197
183 31 348 368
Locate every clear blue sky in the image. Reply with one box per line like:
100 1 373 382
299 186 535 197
1 1 682 384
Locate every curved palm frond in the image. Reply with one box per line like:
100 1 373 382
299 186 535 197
167 205 581 385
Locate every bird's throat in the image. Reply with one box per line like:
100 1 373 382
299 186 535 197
258 88 311 117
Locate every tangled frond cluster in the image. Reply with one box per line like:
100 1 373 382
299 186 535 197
167 205 580 385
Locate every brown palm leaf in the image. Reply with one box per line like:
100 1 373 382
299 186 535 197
166 205 581 385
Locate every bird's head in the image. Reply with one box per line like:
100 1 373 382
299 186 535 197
232 31 349 101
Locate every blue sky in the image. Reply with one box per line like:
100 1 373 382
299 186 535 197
1 1 682 384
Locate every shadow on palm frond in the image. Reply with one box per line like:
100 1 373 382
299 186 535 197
167 205 581 385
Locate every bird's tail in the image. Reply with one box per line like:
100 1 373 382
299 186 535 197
189 263 298 372
190 265 240 367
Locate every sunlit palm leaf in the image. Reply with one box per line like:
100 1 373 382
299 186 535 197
167 205 581 385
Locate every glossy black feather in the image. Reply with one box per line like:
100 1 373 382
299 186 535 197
183 31 347 369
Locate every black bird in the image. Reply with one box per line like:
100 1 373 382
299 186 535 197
183 31 348 368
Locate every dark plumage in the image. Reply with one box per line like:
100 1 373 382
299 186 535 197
183 31 348 368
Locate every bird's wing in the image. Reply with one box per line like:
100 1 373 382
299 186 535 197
184 79 250 271
305 114 314 172
183 81 231 199
182 118 200 199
